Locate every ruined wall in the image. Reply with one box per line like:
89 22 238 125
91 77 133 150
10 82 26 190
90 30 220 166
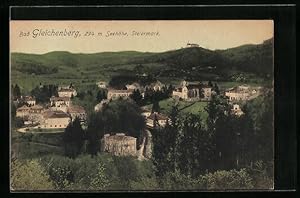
101 134 137 156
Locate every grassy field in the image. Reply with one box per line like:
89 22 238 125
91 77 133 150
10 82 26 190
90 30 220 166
144 98 209 121
12 142 64 159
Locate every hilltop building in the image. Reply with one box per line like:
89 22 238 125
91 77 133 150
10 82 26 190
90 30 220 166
186 43 199 48
101 133 137 156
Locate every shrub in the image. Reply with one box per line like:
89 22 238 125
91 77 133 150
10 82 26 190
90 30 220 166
203 168 254 189
11 159 54 191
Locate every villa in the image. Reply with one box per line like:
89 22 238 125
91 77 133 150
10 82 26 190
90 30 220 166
225 85 261 101
41 110 71 129
172 80 212 101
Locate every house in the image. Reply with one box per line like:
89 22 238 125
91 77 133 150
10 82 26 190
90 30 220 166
50 103 68 113
151 80 164 91
58 87 77 98
146 112 169 128
107 89 133 100
18 96 36 106
202 85 213 100
101 133 137 156
172 80 212 101
231 104 244 116
41 110 71 129
141 108 152 118
67 105 87 122
16 104 45 122
29 104 44 114
96 81 107 89
225 85 260 101
125 82 142 91
16 105 31 118
50 96 71 107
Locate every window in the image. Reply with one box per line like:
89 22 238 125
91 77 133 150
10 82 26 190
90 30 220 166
50 125 52 127
55 125 57 127
59 125 61 127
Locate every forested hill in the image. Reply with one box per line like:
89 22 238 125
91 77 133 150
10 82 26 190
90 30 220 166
11 38 273 80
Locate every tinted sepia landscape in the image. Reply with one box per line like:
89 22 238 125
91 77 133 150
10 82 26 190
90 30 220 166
10 20 274 191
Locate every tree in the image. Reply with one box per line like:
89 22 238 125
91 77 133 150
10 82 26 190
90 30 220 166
63 117 86 158
31 84 58 103
152 104 180 177
208 80 213 87
89 162 110 190
96 89 106 101
205 95 232 170
86 112 104 157
178 113 214 177
88 99 145 139
212 83 220 95
152 100 160 113
12 84 21 100
11 159 54 190
130 89 143 105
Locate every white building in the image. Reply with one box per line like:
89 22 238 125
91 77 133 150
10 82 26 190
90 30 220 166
58 87 77 98
19 96 36 106
172 80 212 101
97 81 107 89
225 85 260 101
50 96 71 107
107 89 133 100
231 104 244 116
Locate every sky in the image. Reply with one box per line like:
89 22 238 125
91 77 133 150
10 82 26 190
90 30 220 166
10 20 273 54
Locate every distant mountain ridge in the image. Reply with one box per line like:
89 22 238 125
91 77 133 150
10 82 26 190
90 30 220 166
11 38 273 80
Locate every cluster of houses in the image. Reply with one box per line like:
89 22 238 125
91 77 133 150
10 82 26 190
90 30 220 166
15 85 86 129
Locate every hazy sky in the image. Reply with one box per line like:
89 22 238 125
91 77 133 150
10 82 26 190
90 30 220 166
10 20 273 54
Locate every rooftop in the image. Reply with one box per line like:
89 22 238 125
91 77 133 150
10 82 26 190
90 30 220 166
50 96 71 101
68 105 86 113
107 89 133 93
43 110 70 119
30 104 44 110
148 112 168 120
